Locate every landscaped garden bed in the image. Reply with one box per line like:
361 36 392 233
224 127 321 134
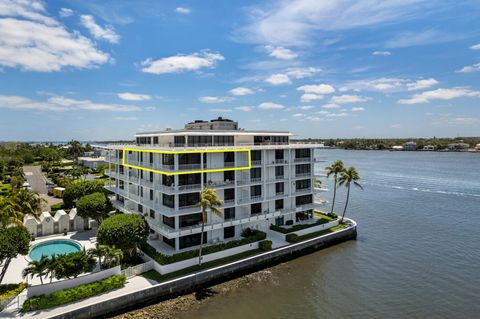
270 212 337 234
0 283 27 310
285 224 347 243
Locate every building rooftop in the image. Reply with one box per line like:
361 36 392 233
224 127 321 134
135 129 292 137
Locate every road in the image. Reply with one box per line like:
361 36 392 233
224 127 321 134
23 165 62 211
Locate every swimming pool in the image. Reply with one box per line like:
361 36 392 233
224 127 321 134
28 239 82 262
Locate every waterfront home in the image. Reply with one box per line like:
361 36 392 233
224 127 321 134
391 145 404 151
475 144 480 151
104 118 325 253
422 145 435 151
447 143 469 151
403 141 417 151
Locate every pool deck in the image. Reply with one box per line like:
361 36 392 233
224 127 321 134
3 230 97 286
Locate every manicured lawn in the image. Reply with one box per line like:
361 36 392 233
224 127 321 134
313 211 336 221
286 224 347 243
141 249 261 283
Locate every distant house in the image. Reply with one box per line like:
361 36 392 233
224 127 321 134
78 156 106 169
475 144 480 151
392 145 404 151
422 145 435 151
447 143 469 151
403 141 417 151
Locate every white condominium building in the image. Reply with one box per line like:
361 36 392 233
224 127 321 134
105 117 326 252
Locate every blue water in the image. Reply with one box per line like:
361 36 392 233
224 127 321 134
177 150 480 319
29 240 81 261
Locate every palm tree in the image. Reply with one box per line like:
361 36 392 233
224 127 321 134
22 256 49 285
337 167 363 223
0 196 24 227
103 246 123 268
67 140 85 160
198 187 223 266
10 188 46 220
88 244 107 270
325 160 345 215
45 255 58 283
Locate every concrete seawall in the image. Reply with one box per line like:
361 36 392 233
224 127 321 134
47 221 357 319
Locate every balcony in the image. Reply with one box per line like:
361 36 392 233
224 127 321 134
294 188 313 195
294 173 311 178
294 157 311 163
251 160 262 166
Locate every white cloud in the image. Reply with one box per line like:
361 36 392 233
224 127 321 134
458 63 480 73
292 113 304 118
326 112 348 117
265 45 298 60
301 93 323 102
80 15 120 44
59 8 73 18
317 110 330 115
209 108 232 113
300 105 314 110
229 87 254 96
351 107 365 111
330 95 369 104
372 51 391 56
0 94 141 112
0 1 110 72
117 92 152 101
341 78 407 92
385 29 459 48
141 50 224 74
297 84 335 94
175 7 191 14
258 102 285 110
235 106 253 112
406 78 438 90
391 124 402 129
265 73 291 85
199 96 233 104
470 44 480 50
114 116 138 121
398 88 480 104
236 0 433 46
322 103 339 109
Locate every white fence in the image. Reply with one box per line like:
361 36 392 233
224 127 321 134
141 241 259 275
27 265 121 297
121 261 154 278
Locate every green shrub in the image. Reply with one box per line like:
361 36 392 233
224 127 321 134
76 192 111 222
270 217 331 234
285 234 299 243
258 240 272 251
50 202 65 212
63 180 106 208
327 212 338 219
142 229 267 265
22 275 126 312
0 282 27 307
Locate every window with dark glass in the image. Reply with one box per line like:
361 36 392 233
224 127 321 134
174 136 185 146
295 149 311 158
224 207 235 219
251 203 262 215
149 189 154 200
251 185 262 197
149 172 154 182
275 149 284 160
163 215 175 228
163 236 175 248
162 175 174 186
251 150 262 161
295 164 311 175
179 153 200 165
224 170 235 181
149 209 155 219
179 233 206 249
180 213 202 227
251 167 262 180
149 152 154 163
162 154 174 166
224 188 235 200
275 166 284 177
179 192 200 207
275 182 284 194
213 136 234 146
224 226 235 239
179 173 201 186
275 199 284 210
296 194 313 206
296 179 311 190
119 165 124 174
162 194 174 208
153 136 159 144
224 152 234 164
188 136 213 146
137 204 143 213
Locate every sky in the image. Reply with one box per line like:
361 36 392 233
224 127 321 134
0 0 480 141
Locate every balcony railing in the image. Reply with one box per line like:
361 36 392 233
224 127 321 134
294 157 311 163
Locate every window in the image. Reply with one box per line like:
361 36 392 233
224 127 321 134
179 233 206 249
224 226 235 239
162 194 174 208
275 166 284 177
163 215 175 228
149 152 154 163
149 209 155 219
153 136 159 144
224 152 234 164
179 153 201 165
275 150 284 160
174 136 185 146
150 189 154 200
180 213 202 227
295 164 311 175
224 207 235 219
162 175 174 186
162 154 174 166
295 149 311 158
188 136 213 146
149 172 154 182
251 150 262 161
275 199 284 210
251 167 262 180
296 194 313 206
179 192 200 207
179 173 201 186
275 182 284 194
137 204 143 213
251 203 262 215
296 179 311 190
213 136 234 146
224 170 235 181
251 185 262 197
163 236 175 248
224 188 235 200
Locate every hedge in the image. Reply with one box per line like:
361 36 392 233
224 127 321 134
22 275 126 312
142 229 266 265
50 202 65 212
285 224 346 243
270 217 332 234
258 240 272 251
0 282 27 309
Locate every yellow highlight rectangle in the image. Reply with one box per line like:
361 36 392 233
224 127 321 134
121 147 251 176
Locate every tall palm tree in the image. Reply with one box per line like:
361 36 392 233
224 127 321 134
11 188 45 221
45 255 58 283
22 256 49 285
0 196 24 227
67 140 85 160
198 187 223 266
325 160 345 215
338 167 363 223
